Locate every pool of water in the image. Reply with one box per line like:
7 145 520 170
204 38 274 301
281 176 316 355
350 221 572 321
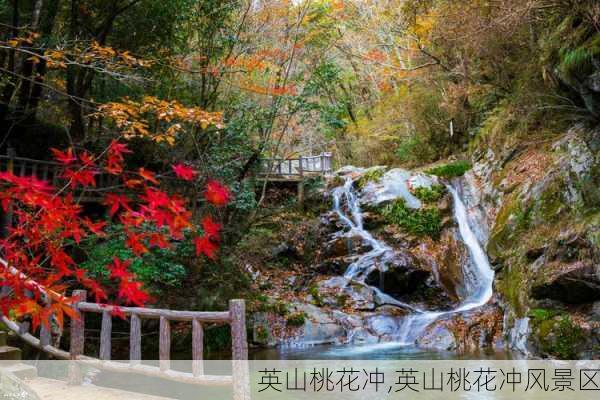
250 342 517 360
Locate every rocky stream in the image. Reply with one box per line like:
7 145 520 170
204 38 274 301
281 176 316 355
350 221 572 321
249 131 599 359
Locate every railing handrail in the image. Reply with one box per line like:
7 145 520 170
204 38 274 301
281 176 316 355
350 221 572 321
77 302 231 322
0 257 249 398
259 152 333 177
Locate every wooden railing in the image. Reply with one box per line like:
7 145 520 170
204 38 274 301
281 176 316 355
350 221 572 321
0 154 122 194
1 150 334 189
258 152 333 179
0 258 250 399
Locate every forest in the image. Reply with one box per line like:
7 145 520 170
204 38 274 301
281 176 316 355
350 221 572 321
0 0 598 362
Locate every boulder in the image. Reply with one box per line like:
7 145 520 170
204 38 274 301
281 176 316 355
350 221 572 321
314 256 356 275
417 305 504 352
323 234 372 258
531 260 600 304
416 322 457 351
292 303 346 345
362 211 386 230
360 168 423 209
364 250 454 309
366 315 402 337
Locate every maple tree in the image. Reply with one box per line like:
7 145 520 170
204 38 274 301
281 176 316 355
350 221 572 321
0 140 231 329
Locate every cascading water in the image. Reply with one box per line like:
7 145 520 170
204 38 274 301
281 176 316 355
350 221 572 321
331 175 495 347
332 179 418 311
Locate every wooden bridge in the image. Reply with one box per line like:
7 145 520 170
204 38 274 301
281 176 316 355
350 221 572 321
0 150 333 186
258 152 334 181
0 258 250 400
0 150 333 210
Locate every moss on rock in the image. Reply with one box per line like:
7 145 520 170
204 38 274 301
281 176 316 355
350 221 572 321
529 309 586 359
356 167 387 189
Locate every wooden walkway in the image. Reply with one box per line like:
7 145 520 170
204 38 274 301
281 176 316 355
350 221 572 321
257 153 333 181
0 151 333 199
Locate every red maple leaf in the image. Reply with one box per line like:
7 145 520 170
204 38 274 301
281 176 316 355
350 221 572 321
148 232 170 249
201 215 221 240
62 168 97 188
51 148 76 165
118 280 150 307
194 236 218 259
108 140 132 157
172 163 197 181
103 193 131 216
108 257 133 280
204 180 231 207
110 306 126 319
82 218 107 236
138 168 159 184
105 140 131 175
78 152 96 167
126 232 148 256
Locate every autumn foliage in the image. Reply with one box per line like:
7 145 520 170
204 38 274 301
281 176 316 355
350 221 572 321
0 141 230 329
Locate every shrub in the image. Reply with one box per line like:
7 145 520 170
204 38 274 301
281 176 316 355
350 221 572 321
413 184 446 203
356 168 386 189
382 199 442 238
80 225 189 294
308 285 324 306
426 160 471 178
286 312 306 327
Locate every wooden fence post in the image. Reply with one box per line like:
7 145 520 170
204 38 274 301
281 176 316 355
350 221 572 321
192 318 204 377
159 316 170 371
39 298 52 348
229 299 247 360
230 299 249 400
130 313 142 365
68 290 86 385
99 310 112 360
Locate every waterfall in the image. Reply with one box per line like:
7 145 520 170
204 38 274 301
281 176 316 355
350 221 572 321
331 176 495 346
332 178 418 311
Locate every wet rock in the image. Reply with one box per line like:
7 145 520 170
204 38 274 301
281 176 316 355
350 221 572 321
362 211 386 230
348 327 379 344
323 234 372 258
317 277 376 310
320 211 346 234
365 263 430 300
291 303 346 345
416 323 457 351
366 315 402 337
314 256 356 275
375 305 410 317
417 305 504 352
360 168 424 209
531 261 600 303
411 229 467 301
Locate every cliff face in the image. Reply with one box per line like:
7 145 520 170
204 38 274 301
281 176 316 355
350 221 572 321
463 124 599 358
